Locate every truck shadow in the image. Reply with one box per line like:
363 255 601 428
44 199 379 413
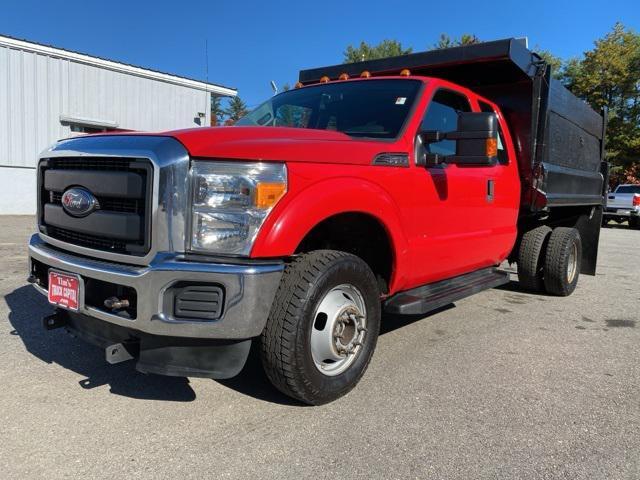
494 279 554 296
216 343 309 407
5 285 196 402
6 285 460 406
216 305 456 406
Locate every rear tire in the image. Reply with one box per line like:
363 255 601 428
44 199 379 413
260 250 381 405
629 217 640 230
517 225 552 292
543 227 582 296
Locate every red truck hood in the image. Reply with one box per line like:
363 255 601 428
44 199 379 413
167 126 401 165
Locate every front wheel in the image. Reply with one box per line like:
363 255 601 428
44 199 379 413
260 250 381 405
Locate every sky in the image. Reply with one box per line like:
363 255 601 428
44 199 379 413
1 0 638 109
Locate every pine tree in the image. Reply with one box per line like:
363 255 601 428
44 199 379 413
433 33 480 50
343 40 412 63
224 96 249 125
210 95 225 126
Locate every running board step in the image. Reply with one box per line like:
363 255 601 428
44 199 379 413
384 267 510 315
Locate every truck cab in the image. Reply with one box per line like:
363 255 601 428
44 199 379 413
28 39 606 405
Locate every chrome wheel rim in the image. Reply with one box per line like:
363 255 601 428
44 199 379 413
310 284 367 377
567 243 578 284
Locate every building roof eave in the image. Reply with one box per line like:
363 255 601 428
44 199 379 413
0 34 237 97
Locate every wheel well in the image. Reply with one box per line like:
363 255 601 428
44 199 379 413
295 213 393 294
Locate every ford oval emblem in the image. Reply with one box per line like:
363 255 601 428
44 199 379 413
61 187 99 217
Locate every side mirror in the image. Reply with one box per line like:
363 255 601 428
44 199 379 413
446 112 498 165
419 112 499 166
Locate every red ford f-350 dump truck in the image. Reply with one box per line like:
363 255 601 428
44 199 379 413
28 39 607 404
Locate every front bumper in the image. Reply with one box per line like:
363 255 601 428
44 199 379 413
28 234 284 340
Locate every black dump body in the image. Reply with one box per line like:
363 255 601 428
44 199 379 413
299 39 607 213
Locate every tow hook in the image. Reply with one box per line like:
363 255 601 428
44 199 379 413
104 296 130 311
42 310 69 330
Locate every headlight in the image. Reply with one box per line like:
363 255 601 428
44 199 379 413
190 161 287 255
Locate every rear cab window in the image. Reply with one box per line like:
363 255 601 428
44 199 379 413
615 185 640 194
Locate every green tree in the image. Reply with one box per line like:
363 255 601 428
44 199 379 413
343 40 412 63
535 49 564 80
210 95 225 126
224 96 249 125
563 22 640 169
432 33 480 49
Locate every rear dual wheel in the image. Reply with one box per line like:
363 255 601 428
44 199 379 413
543 227 582 296
518 226 582 296
517 225 552 292
260 250 381 405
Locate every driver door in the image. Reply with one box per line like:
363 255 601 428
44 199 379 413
408 88 498 285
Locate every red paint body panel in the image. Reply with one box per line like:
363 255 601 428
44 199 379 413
168 77 521 296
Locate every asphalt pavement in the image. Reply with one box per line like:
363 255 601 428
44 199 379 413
1 216 638 479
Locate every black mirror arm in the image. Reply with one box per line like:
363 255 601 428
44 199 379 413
445 130 494 140
419 130 445 142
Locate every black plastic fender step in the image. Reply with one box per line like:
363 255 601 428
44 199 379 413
384 267 510 315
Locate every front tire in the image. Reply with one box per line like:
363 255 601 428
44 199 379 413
260 250 381 405
543 227 582 296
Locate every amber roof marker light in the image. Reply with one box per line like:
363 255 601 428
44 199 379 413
360 71 372 78
338 73 349 81
294 82 303 89
319 76 330 83
399 69 411 76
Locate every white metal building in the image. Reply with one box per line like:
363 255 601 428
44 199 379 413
0 34 236 214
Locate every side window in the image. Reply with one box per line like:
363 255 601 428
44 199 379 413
479 101 508 165
421 89 471 156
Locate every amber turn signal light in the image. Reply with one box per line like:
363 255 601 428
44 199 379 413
256 182 287 209
486 138 498 157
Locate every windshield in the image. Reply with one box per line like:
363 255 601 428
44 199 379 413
237 79 421 139
616 185 640 194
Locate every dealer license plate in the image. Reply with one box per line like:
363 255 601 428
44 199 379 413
48 270 81 311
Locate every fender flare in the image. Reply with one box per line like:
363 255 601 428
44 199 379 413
251 177 410 292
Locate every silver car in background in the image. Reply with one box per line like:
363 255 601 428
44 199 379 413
604 184 640 229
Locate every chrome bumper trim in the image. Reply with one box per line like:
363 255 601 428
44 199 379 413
603 208 639 217
29 235 283 340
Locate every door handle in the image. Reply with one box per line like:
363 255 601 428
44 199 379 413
487 179 495 202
